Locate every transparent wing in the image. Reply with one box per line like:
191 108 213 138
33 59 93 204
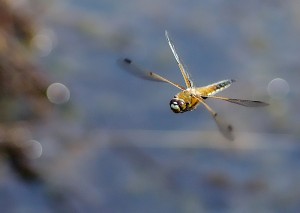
117 58 159 81
165 30 193 88
206 96 269 107
213 113 234 141
194 95 234 140
117 58 185 90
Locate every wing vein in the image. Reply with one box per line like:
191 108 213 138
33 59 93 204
165 30 193 88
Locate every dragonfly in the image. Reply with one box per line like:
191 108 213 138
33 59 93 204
118 30 269 140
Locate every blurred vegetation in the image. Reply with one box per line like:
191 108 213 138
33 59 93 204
0 0 50 182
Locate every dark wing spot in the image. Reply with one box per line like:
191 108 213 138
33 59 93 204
124 58 132 64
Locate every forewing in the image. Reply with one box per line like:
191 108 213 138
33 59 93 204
118 58 185 90
165 31 193 88
117 58 161 82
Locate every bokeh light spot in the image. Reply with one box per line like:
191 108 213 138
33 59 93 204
267 78 289 99
31 28 56 57
25 140 43 159
47 83 70 104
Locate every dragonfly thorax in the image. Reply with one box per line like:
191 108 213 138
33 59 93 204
170 90 200 113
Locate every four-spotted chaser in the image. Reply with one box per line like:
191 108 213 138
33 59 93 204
118 31 268 140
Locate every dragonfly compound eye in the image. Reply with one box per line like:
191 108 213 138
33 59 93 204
170 98 186 113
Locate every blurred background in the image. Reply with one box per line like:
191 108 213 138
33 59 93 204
0 0 299 212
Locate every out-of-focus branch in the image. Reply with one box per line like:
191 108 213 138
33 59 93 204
0 0 51 182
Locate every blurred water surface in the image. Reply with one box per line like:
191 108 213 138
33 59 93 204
0 0 300 212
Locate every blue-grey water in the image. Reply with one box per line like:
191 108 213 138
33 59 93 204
1 0 300 212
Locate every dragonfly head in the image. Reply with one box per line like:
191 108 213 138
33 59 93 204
170 96 187 113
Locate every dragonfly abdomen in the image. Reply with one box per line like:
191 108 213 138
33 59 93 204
197 79 235 97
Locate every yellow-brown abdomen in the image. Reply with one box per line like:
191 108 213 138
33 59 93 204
196 79 235 97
